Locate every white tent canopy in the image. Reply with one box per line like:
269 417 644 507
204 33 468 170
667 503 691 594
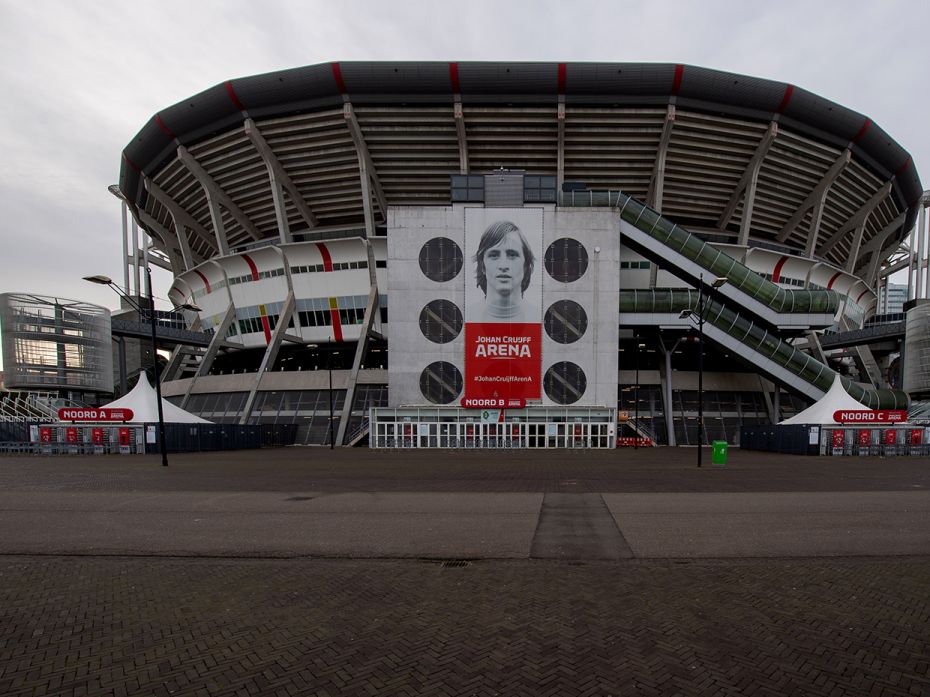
102 374 211 424
780 375 868 425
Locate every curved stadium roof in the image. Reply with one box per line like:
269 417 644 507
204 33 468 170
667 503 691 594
119 61 922 279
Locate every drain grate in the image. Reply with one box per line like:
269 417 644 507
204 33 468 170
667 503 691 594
440 560 470 568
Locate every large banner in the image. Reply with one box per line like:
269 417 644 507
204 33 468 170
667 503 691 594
464 208 543 401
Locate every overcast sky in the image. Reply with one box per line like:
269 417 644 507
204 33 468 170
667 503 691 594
1 0 928 321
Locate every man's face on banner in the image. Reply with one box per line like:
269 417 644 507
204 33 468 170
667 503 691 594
483 230 525 299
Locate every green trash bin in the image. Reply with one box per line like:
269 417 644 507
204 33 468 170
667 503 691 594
711 440 728 466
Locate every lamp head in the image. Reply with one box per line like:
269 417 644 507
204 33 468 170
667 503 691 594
83 275 113 286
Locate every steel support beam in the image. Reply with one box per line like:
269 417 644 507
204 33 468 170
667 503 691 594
817 181 892 259
647 105 675 212
855 212 906 281
177 146 263 251
180 303 237 410
776 149 851 244
144 177 218 256
239 291 296 425
244 118 319 240
162 315 203 382
454 100 469 175
138 211 189 273
718 121 777 238
556 98 566 191
343 102 387 222
335 285 379 446
805 331 828 365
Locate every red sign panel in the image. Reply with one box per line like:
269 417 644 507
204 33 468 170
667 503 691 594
911 429 923 446
58 407 134 422
832 410 907 424
885 430 897 445
858 429 871 447
118 428 131 446
460 396 527 409
39 427 53 443
91 428 105 445
465 324 541 401
65 427 79 444
832 430 845 448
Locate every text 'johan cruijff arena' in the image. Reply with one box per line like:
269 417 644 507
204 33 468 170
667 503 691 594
116 62 922 447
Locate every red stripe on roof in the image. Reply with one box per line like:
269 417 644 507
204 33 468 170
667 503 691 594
331 62 347 94
155 114 176 140
856 289 869 304
316 243 333 272
826 271 842 289
193 269 211 294
557 63 566 95
776 84 794 113
123 153 141 172
772 255 789 284
449 62 460 93
895 155 912 177
852 118 872 143
241 253 260 281
225 81 246 111
671 64 684 95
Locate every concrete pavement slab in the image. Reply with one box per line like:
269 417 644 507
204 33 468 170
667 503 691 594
604 491 930 558
0 492 543 558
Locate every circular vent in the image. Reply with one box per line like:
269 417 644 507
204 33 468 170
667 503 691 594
419 361 463 404
544 300 587 344
544 361 587 405
545 238 588 283
419 300 463 344
419 237 463 282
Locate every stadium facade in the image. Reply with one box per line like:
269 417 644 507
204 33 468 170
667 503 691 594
114 61 926 447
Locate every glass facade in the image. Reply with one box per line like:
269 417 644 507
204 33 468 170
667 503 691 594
0 293 113 392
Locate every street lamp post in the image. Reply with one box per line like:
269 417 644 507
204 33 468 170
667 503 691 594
307 342 335 449
634 338 640 450
680 275 727 467
328 342 334 450
84 272 199 466
697 278 705 467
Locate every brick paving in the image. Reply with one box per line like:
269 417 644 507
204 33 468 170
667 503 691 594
1 449 930 695
2 447 930 493
0 556 929 696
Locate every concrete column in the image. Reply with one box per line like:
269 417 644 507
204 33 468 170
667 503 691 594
121 202 130 293
131 217 140 297
914 204 927 298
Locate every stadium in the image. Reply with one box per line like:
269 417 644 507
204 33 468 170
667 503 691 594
113 61 926 447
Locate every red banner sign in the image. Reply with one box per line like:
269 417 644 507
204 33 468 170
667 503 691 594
832 410 907 424
832 430 845 448
91 428 105 445
858 429 870 447
465 324 541 401
65 427 79 444
58 407 134 422
460 396 526 409
39 427 53 443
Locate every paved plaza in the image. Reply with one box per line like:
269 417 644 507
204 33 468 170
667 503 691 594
0 447 929 695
